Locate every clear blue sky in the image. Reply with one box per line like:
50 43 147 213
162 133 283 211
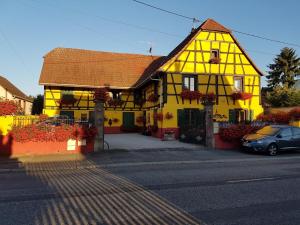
1 0 300 96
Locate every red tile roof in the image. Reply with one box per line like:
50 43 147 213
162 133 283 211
0 75 32 102
39 19 263 89
39 48 165 89
201 18 231 33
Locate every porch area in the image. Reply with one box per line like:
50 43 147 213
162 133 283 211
104 133 204 150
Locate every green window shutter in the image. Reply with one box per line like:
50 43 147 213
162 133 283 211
177 109 184 127
195 75 198 91
250 110 254 121
229 109 236 123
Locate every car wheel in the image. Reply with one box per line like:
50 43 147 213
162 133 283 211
267 143 278 156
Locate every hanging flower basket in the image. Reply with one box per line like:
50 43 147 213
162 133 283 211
165 112 173 120
57 95 77 105
231 92 253 100
147 94 159 102
200 93 216 105
180 90 201 100
93 88 109 102
209 58 221 64
107 98 124 107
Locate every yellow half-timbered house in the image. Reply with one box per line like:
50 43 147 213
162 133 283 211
39 19 264 142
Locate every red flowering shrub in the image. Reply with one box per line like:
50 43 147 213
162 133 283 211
93 88 109 102
219 124 262 142
0 100 23 116
165 112 173 120
180 90 201 100
9 124 97 142
147 94 159 102
256 112 290 124
289 108 300 120
38 114 48 122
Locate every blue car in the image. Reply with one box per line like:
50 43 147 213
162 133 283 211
241 125 300 156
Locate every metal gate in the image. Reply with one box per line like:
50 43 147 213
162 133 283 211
178 109 206 144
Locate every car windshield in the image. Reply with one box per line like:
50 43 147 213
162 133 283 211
256 126 280 136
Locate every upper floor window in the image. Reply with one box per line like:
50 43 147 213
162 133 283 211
183 75 197 91
211 49 219 59
234 77 243 92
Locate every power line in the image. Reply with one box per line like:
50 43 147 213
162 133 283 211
17 0 280 58
132 0 300 48
132 0 200 23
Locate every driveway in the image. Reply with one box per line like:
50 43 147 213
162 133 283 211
104 133 204 150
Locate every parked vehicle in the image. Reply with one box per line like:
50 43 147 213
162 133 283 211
241 125 300 156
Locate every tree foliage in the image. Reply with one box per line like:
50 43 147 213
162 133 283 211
31 94 44 115
266 47 300 88
265 86 300 107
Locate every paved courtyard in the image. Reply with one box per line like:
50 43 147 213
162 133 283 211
104 133 204 150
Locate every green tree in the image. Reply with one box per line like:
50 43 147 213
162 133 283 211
266 86 300 107
31 94 44 115
266 47 300 88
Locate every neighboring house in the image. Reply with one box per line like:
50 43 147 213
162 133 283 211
0 75 33 115
39 18 264 142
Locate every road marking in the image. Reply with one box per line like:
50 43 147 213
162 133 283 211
227 177 277 183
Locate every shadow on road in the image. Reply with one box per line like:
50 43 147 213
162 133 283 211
0 155 201 225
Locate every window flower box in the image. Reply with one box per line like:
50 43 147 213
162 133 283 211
180 90 201 100
231 92 253 100
201 92 216 105
209 58 221 64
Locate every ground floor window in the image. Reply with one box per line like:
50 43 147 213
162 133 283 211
229 109 253 123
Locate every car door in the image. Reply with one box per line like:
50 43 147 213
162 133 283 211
292 127 300 149
276 128 294 150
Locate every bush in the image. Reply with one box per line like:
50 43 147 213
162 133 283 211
257 108 300 124
9 124 97 142
266 86 300 107
219 124 262 142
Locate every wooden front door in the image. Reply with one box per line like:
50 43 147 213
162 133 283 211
178 109 205 144
122 112 135 131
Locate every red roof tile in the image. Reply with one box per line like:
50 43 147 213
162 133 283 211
39 48 165 89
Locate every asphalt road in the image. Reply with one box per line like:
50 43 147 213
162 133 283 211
1 149 300 225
